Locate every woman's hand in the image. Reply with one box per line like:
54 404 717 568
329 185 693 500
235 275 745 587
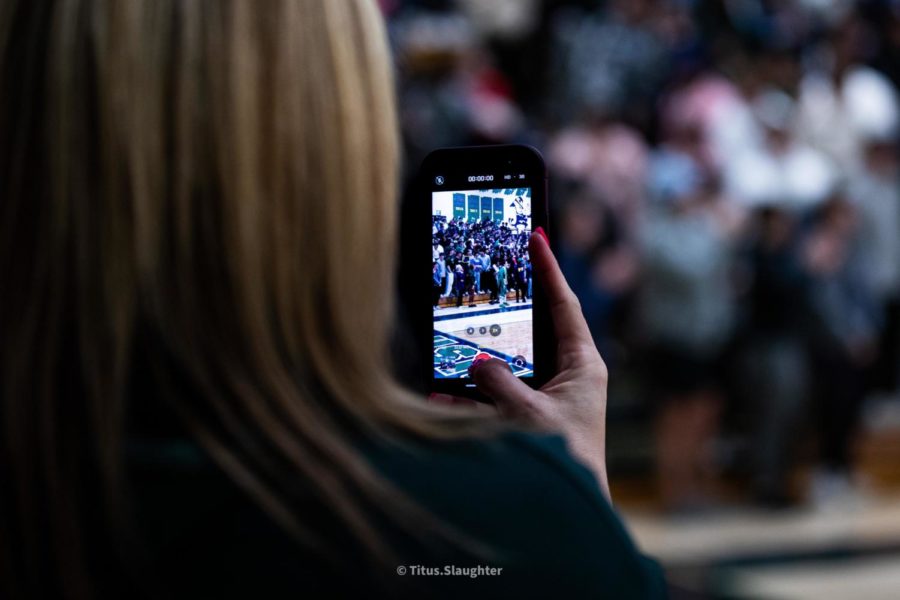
469 229 610 499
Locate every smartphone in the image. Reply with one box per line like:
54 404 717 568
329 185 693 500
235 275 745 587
417 145 554 401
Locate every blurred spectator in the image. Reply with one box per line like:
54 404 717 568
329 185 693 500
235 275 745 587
849 136 900 393
549 119 649 235
550 0 670 128
637 150 737 511
725 90 838 210
734 204 813 507
795 17 900 173
556 186 639 358
802 193 879 507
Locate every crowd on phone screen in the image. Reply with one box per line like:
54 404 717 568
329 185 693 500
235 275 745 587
432 216 532 309
391 0 900 512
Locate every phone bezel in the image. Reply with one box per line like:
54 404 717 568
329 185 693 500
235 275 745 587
418 144 554 401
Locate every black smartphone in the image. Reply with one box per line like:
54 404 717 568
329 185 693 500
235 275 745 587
417 145 554 401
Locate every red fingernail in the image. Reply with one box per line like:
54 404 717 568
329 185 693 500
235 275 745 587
534 226 549 246
468 357 488 375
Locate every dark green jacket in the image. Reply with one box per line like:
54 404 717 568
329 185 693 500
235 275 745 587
130 429 666 599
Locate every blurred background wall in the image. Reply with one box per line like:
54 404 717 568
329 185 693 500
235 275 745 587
385 1 900 597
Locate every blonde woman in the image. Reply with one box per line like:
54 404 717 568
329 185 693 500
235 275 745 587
0 1 664 598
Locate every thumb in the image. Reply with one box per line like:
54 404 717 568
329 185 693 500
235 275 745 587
470 359 537 419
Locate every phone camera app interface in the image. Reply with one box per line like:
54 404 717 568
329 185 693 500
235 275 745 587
432 187 534 379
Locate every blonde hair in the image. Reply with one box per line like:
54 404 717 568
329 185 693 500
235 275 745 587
0 1 498 596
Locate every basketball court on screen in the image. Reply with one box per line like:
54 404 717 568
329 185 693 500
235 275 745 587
433 301 534 378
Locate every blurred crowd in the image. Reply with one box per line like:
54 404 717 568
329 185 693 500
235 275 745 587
386 0 900 513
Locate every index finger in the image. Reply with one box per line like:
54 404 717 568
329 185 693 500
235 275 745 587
529 230 594 348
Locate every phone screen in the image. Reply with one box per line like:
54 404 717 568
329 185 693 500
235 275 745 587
432 187 534 379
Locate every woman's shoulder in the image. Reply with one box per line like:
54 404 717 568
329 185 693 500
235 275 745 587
363 429 667 598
